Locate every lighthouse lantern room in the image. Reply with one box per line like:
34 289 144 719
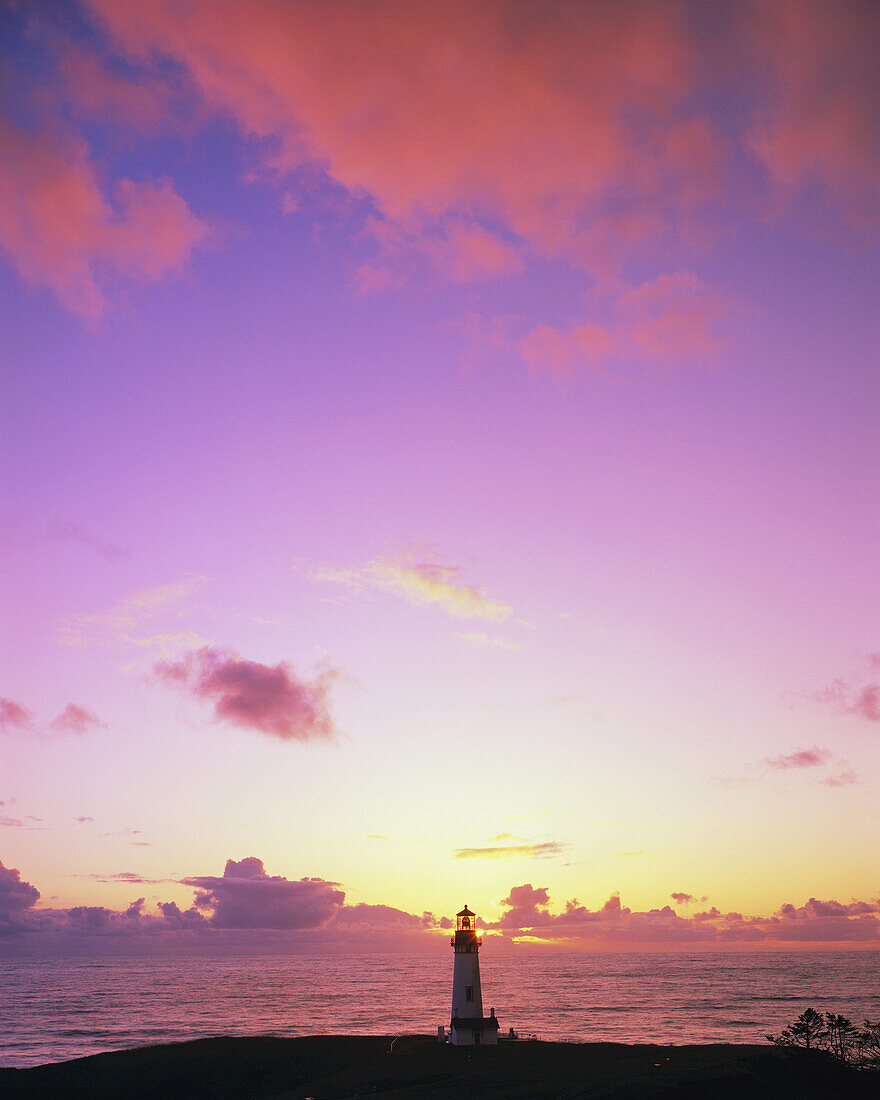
448 905 500 1046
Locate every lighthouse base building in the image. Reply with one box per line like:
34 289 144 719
447 905 500 1046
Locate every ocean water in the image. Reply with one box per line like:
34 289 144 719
1 950 879 1068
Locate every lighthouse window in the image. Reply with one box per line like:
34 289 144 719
461 917 470 929
465 986 474 1002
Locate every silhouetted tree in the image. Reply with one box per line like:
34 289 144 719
824 1013 859 1063
768 1008 880 1071
766 1007 826 1050
856 1020 880 1071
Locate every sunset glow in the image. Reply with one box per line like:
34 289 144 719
1 0 878 954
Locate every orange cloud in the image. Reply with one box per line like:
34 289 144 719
85 0 716 277
0 112 208 318
518 271 730 378
746 0 880 228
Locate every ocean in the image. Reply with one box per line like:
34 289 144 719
2 950 879 1068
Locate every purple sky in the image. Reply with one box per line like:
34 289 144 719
1 0 878 951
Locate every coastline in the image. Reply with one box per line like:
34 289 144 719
0 1034 874 1098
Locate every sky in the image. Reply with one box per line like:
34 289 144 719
1 0 878 953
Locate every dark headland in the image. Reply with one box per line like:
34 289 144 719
0 1035 874 1099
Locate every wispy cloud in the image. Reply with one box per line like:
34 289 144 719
56 575 207 648
453 840 567 860
804 655 880 726
821 769 859 788
82 871 170 884
309 548 511 622
717 744 860 789
0 815 44 830
46 520 128 560
454 632 521 651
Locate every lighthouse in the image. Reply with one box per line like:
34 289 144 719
448 905 500 1046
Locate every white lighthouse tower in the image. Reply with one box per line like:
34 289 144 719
448 905 500 1046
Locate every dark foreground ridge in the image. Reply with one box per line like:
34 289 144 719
0 1035 874 1099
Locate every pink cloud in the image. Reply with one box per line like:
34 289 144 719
154 646 338 742
762 747 831 770
517 271 730 379
813 658 880 725
617 271 730 363
84 0 716 277
821 769 859 788
746 0 880 228
49 703 106 736
182 857 345 929
329 903 433 932
0 698 35 736
484 885 880 946
425 222 523 283
353 263 405 296
56 41 175 133
47 520 128 561
0 112 208 318
3 858 880 950
849 684 880 724
0 861 41 934
1 698 105 738
519 322 617 381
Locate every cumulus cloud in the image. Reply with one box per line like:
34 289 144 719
154 646 339 742
0 861 41 935
329 903 433 932
482 884 880 947
310 548 511 622
2 857 879 951
181 857 344 929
